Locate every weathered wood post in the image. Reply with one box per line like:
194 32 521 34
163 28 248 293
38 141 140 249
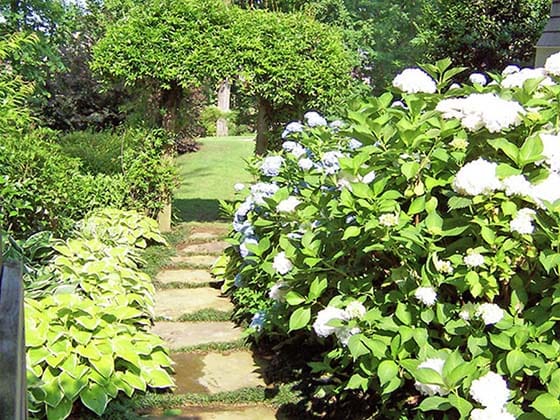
216 78 231 137
0 253 27 419
536 0 560 66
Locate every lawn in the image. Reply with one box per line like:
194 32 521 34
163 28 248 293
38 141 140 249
173 136 256 222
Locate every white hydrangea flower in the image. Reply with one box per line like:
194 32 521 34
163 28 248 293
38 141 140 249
298 158 314 170
313 306 348 338
434 256 454 274
250 182 279 205
304 111 327 127
379 213 399 227
464 251 484 268
344 301 366 319
453 158 501 196
321 151 344 174
273 252 293 275
469 371 510 408
282 121 304 139
348 138 363 150
470 407 515 420
329 120 344 130
502 65 520 76
282 140 298 152
501 67 553 88
359 170 376 184
539 133 560 172
260 156 284 177
502 174 532 196
268 281 289 302
545 51 560 76
415 287 437 306
436 94 525 133
414 358 448 396
449 83 461 90
530 172 560 206
240 237 258 258
510 208 536 235
391 100 407 109
469 73 487 85
392 68 437 94
476 303 504 325
277 196 301 213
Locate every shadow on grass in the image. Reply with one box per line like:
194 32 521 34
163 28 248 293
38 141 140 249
173 198 229 223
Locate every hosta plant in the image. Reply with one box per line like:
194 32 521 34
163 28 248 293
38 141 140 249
25 209 173 419
217 57 560 418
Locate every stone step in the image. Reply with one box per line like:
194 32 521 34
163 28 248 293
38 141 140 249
151 321 242 350
179 241 229 255
156 269 214 285
170 254 218 268
171 351 267 394
188 223 230 239
155 288 234 320
145 405 278 420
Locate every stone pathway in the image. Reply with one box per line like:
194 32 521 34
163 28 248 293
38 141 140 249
149 223 278 419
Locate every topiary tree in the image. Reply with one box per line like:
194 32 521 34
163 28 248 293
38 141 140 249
91 0 355 153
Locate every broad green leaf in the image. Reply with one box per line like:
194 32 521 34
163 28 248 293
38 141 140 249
378 360 399 386
146 368 174 388
506 349 525 374
345 373 369 391
342 226 361 240
289 307 311 331
418 396 451 412
285 291 306 306
308 277 328 301
532 393 560 419
80 383 109 416
46 397 73 420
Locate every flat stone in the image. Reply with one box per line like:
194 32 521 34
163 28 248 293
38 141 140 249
156 269 213 285
189 223 230 237
155 288 233 319
151 322 242 349
179 241 229 255
170 255 218 267
146 405 278 420
189 232 221 241
171 351 266 394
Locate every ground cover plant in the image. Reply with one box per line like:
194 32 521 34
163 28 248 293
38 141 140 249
24 209 174 419
218 57 560 418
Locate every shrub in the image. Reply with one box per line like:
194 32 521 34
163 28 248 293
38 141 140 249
218 58 560 418
25 209 173 419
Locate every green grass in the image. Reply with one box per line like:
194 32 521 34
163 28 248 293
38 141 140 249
176 308 232 322
171 339 249 353
141 225 188 278
174 136 255 223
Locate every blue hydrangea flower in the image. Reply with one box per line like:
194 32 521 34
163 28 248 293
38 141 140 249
249 311 266 331
260 156 284 177
282 122 304 139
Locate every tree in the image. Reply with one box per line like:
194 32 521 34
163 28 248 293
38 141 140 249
91 0 355 152
417 0 550 72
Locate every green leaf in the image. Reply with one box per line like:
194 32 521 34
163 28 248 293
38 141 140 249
401 161 420 179
46 397 73 420
506 349 526 374
414 368 444 386
447 394 473 418
90 354 114 379
342 226 361 240
80 383 109 416
418 396 452 412
448 196 471 210
58 371 87 400
285 291 306 306
146 368 174 388
378 360 399 386
289 307 311 331
488 138 519 164
519 135 543 167
347 334 370 359
345 373 369 391
408 196 426 215
532 393 560 419
395 302 412 325
308 277 328 301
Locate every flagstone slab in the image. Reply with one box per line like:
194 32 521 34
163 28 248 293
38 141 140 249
170 254 218 267
179 241 229 255
151 321 242 349
189 232 222 241
146 405 278 420
171 351 266 394
156 269 214 285
155 288 233 319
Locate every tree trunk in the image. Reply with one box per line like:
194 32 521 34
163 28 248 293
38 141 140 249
216 78 231 137
160 81 183 133
255 97 272 155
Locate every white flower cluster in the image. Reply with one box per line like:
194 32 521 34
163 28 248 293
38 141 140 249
464 251 484 268
469 371 512 419
268 281 289 302
392 68 437 94
277 196 301 213
469 73 487 86
476 303 504 325
260 156 284 177
281 121 303 139
436 93 525 133
304 111 328 128
273 252 293 275
298 158 314 170
250 182 279 205
545 51 560 76
510 208 536 235
379 213 399 227
348 138 363 150
415 287 437 306
321 151 344 175
312 302 366 345
434 256 453 274
539 133 560 172
501 67 553 88
282 140 307 158
502 175 532 197
414 358 448 396
453 158 501 196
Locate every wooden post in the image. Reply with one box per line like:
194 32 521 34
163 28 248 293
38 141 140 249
536 0 560 66
0 260 27 419
216 79 231 137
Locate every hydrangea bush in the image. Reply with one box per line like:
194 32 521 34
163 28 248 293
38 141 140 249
217 56 560 418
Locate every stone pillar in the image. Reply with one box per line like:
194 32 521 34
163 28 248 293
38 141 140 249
216 79 231 137
157 202 172 233
536 0 560 66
